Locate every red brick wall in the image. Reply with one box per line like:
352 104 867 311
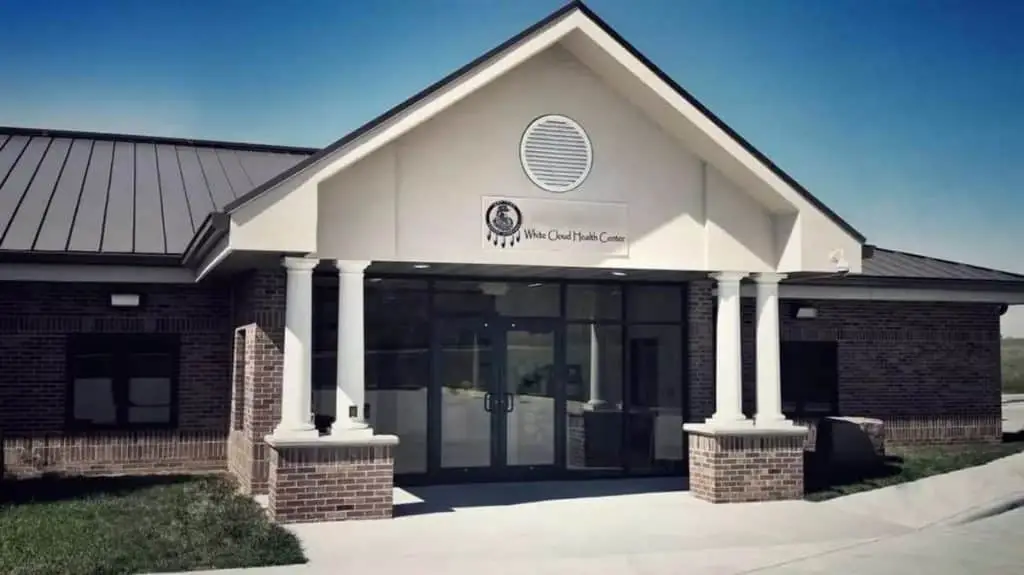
0 280 232 476
268 442 395 523
227 269 286 494
688 431 805 503
687 281 715 422
690 286 1003 446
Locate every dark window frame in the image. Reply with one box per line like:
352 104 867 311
65 333 181 431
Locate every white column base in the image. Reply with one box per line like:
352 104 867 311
270 423 319 441
704 414 754 428
329 418 374 440
754 414 795 429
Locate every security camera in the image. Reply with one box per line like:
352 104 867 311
829 249 850 274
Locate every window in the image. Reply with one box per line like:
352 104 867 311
780 341 838 415
67 334 179 429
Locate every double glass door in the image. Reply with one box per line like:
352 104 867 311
436 317 561 479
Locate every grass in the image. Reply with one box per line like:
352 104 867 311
804 437 1024 501
0 474 305 575
1002 337 1024 393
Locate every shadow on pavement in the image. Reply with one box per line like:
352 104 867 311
396 476 687 517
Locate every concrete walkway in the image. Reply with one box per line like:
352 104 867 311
172 400 1024 575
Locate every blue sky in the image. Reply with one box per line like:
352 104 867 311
1 0 1021 333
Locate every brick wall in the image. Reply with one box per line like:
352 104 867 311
687 281 715 421
688 286 1003 447
267 442 395 524
227 269 286 494
0 280 231 477
688 431 805 503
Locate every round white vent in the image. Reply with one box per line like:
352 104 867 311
519 114 593 193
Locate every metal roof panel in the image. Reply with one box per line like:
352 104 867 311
34 138 93 251
1 137 72 250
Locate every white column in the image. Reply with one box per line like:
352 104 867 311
754 272 791 427
331 259 373 437
273 256 319 439
707 271 750 427
586 323 605 408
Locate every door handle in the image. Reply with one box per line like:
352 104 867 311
505 393 515 413
484 392 493 412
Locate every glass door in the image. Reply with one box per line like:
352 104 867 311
434 317 562 480
501 319 559 471
436 318 498 473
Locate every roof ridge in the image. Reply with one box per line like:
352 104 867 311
0 126 319 156
874 246 1024 280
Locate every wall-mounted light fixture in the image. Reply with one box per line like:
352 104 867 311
109 293 141 308
793 305 818 320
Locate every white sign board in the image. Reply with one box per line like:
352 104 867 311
481 196 629 256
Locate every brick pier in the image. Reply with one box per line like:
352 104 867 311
684 425 809 503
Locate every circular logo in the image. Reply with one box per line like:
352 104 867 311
485 200 523 248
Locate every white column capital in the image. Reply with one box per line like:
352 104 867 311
334 259 371 275
753 272 788 285
282 256 319 271
710 271 748 284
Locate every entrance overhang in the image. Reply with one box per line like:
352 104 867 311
210 2 863 279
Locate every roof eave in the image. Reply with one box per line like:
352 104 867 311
0 250 182 267
180 213 230 270
792 275 1024 293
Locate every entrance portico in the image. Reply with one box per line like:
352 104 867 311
263 252 806 510
213 2 861 519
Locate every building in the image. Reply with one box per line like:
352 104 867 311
1 2 1022 522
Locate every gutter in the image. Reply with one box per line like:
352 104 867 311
180 213 230 270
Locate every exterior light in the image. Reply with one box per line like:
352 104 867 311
794 306 818 320
610 271 627 277
109 293 141 308
412 264 430 269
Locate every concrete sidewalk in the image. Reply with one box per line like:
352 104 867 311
170 401 1024 575
822 451 1024 529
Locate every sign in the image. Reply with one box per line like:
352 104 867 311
481 196 628 255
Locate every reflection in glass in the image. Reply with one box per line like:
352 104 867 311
505 325 556 466
434 281 560 318
438 322 493 468
626 324 684 470
566 284 622 321
566 324 624 470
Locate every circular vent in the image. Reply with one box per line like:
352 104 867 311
519 114 593 193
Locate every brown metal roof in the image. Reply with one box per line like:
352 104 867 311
0 128 313 257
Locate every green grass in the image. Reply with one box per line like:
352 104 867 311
0 474 305 575
805 440 1024 501
1002 337 1024 393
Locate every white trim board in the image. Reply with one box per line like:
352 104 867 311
719 284 1024 304
0 264 195 284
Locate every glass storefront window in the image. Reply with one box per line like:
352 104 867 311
626 285 683 323
566 284 622 321
566 323 624 470
625 324 685 470
434 281 560 318
312 278 431 474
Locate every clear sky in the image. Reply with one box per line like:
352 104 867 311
1 0 1021 333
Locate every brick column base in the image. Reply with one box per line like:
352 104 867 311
266 435 399 524
684 424 808 503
